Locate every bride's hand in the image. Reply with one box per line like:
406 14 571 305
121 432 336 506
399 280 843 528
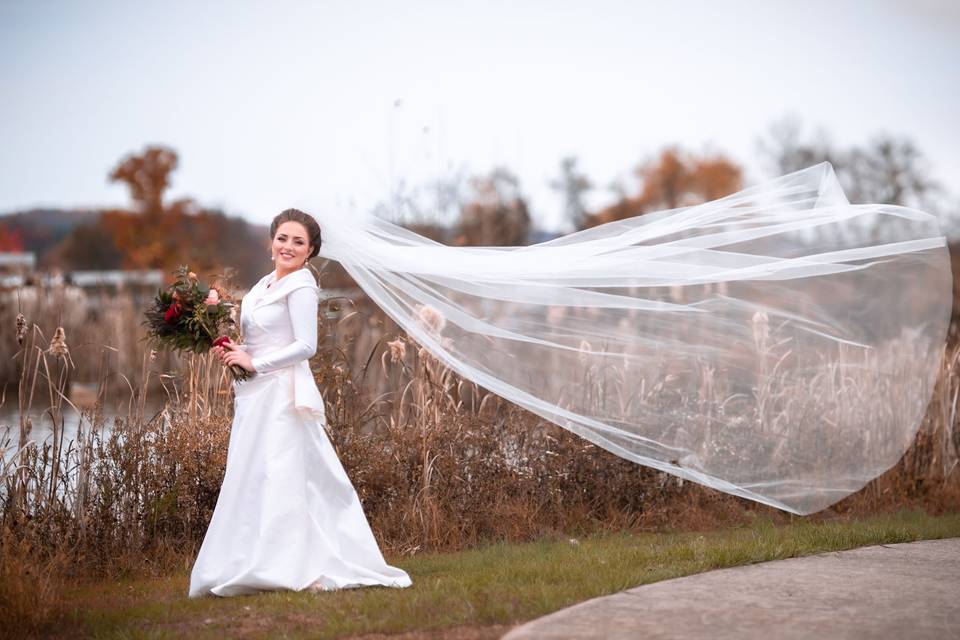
212 339 233 363
222 342 256 373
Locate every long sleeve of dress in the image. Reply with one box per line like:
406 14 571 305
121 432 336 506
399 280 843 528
250 287 319 374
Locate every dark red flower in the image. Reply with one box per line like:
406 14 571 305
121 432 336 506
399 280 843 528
164 303 182 324
213 336 230 348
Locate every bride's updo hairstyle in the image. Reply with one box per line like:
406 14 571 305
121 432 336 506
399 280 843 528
270 208 323 259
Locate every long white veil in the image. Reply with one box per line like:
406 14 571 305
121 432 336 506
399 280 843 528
313 161 951 515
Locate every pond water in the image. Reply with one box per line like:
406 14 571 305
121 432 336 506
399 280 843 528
0 396 167 467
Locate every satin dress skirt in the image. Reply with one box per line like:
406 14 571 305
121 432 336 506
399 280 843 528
188 367 412 597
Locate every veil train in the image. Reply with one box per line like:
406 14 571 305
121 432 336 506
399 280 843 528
313 162 951 515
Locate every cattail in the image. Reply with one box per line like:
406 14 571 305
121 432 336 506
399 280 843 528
752 310 770 351
546 305 566 324
387 337 407 364
47 326 70 359
578 340 592 366
416 304 446 335
15 312 27 345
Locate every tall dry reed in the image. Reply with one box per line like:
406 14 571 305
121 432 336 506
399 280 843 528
1 296 958 636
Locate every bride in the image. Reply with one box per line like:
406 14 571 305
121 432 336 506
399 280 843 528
188 208 412 598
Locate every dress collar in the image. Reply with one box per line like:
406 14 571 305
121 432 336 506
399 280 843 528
262 267 304 288
251 268 318 309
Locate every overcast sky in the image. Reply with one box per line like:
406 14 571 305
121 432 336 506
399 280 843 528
1 0 958 232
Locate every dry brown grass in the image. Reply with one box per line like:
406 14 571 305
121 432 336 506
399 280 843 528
1 294 958 638
0 284 180 392
0 525 71 638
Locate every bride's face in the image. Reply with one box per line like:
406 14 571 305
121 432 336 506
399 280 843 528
271 221 313 269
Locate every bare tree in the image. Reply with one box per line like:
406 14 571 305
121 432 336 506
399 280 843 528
757 115 942 209
756 115 950 242
756 114 840 175
845 135 940 208
550 156 592 230
371 166 469 233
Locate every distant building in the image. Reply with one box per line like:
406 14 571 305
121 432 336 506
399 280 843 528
0 251 36 270
67 270 164 289
0 260 163 295
0 251 37 288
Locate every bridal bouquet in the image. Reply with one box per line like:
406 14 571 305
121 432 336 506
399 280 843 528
142 265 250 382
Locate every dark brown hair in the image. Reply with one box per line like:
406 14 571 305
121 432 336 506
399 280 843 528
269 208 322 259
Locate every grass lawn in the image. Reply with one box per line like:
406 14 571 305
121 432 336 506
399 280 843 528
50 509 960 639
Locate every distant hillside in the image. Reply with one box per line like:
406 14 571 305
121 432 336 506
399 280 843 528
0 208 101 263
0 207 273 287
1 206 568 290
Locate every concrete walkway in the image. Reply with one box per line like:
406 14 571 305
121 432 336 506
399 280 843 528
501 538 959 640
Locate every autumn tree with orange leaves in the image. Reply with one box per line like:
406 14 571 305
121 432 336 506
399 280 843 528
97 146 244 281
100 146 191 271
582 147 742 229
455 167 531 246
48 145 268 284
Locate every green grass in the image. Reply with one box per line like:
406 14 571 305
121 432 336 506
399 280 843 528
53 509 960 639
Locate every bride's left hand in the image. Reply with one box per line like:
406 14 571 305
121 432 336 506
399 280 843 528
222 343 256 373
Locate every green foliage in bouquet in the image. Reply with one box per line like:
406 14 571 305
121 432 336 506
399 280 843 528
142 265 249 381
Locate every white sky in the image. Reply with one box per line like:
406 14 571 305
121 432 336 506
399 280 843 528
1 0 958 232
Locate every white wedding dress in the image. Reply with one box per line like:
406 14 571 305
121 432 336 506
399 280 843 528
188 267 412 597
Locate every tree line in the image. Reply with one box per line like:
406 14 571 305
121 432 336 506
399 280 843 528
0 114 952 290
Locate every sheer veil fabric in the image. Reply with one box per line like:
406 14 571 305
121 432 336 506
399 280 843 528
314 162 951 515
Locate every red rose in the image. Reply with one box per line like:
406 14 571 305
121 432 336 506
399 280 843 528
164 303 181 324
213 336 230 348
